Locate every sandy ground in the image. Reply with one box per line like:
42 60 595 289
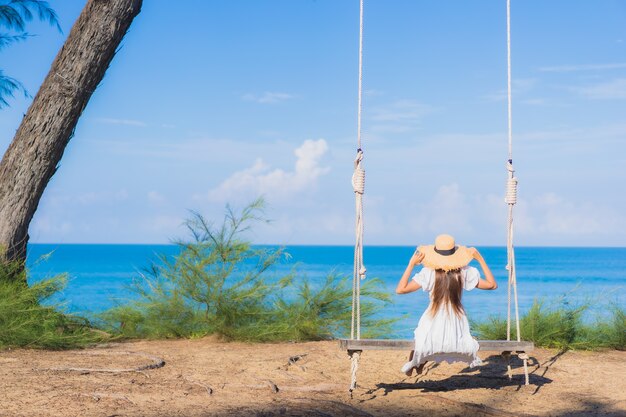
0 338 624 417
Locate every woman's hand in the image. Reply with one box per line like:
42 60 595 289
410 249 425 266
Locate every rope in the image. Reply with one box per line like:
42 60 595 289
351 150 366 340
349 351 361 393
505 0 522 346
357 0 364 150
504 1 528 385
350 0 366 341
506 0 513 161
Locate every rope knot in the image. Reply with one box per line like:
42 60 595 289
352 150 365 194
505 160 518 205
352 169 365 194
505 176 518 205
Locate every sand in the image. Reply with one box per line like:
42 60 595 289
0 338 624 417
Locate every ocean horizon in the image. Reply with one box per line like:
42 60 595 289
26 244 625 337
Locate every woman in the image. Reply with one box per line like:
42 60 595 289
395 234 497 376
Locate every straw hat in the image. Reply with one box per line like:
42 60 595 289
418 234 473 272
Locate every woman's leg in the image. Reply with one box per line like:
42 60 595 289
404 350 416 376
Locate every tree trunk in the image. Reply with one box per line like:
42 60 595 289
0 0 142 274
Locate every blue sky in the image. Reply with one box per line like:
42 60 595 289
1 0 625 246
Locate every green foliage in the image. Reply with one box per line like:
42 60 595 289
474 299 626 351
0 260 103 349
101 199 394 342
585 304 626 350
253 275 395 342
1 0 61 107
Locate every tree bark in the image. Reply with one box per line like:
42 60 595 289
0 0 142 273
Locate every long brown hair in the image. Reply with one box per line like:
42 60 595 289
429 268 464 317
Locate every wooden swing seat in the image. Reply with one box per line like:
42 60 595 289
339 338 534 352
340 338 534 387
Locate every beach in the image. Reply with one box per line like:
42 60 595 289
1 338 624 417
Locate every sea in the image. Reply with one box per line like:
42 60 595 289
26 244 625 337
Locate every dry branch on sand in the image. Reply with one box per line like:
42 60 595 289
180 374 214 395
37 351 165 374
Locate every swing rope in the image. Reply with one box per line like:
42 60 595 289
349 0 365 393
351 0 366 342
504 0 521 345
504 0 528 384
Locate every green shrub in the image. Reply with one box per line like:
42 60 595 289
260 274 395 341
100 198 394 342
474 299 625 351
586 304 626 350
0 262 103 349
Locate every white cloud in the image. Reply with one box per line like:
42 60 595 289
94 117 146 127
368 99 434 133
516 192 625 237
116 189 129 200
364 89 385 97
140 215 183 234
483 78 537 102
520 98 548 106
373 183 626 246
76 192 100 205
409 183 473 236
147 191 166 204
30 216 73 237
89 136 281 165
516 123 626 146
205 139 330 203
76 189 128 205
27 121 626 245
538 63 626 72
571 78 626 100
242 92 294 104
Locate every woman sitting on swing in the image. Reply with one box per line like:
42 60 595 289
396 234 498 376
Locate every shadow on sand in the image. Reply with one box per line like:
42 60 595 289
365 354 547 396
157 397 625 417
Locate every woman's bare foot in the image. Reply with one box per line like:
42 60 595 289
404 362 426 376
403 361 427 377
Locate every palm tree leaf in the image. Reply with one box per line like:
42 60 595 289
0 32 29 49
1 0 61 32
0 70 28 107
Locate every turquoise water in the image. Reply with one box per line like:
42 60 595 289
26 245 625 337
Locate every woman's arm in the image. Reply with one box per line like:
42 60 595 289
396 249 425 294
469 247 498 290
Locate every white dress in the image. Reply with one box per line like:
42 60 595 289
401 266 482 373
